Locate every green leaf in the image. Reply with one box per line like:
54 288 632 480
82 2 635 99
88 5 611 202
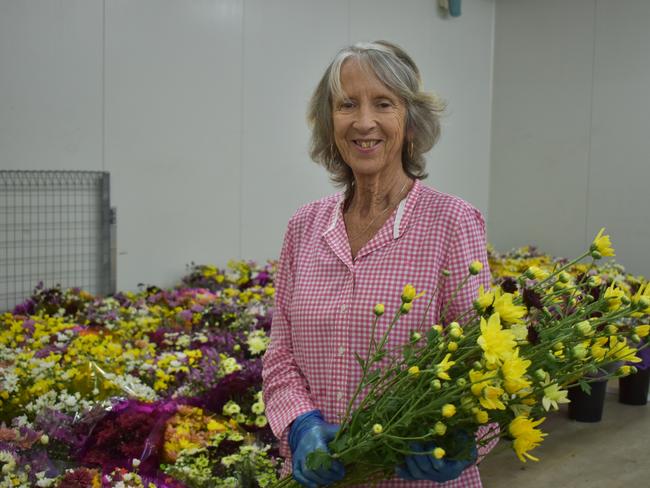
578 379 592 394
306 449 333 471
354 352 366 370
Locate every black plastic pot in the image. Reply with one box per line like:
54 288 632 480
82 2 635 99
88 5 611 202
618 368 650 406
568 380 608 422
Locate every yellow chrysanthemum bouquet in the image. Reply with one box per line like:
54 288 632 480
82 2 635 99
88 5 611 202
273 229 649 487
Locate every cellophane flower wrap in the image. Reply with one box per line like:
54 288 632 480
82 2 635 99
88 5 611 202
272 228 649 487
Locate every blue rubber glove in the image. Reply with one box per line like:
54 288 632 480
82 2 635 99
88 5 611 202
288 410 345 487
396 440 477 483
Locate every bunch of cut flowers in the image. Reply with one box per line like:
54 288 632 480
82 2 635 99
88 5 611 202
273 228 649 487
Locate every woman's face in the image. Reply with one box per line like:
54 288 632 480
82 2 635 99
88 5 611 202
332 60 407 180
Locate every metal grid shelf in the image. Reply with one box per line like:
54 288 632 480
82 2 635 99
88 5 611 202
0 170 115 311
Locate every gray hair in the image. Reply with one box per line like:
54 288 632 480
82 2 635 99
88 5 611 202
307 40 445 191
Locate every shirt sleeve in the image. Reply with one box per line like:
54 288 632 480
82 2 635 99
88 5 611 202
262 215 316 458
438 205 491 326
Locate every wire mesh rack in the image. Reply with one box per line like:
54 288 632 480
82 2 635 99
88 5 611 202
0 170 115 312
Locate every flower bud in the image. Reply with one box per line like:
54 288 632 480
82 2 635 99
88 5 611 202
587 276 602 287
571 344 587 360
433 447 446 459
401 284 417 303
472 361 484 370
591 250 602 260
372 423 383 435
638 297 650 310
132 458 141 468
431 324 443 334
456 378 467 388
40 435 49 445
430 379 442 390
432 421 447 436
447 341 458 352
534 369 547 381
441 404 457 418
575 320 592 336
630 334 641 344
469 261 483 276
374 303 385 316
441 269 451 277
401 302 413 314
621 295 631 306
233 344 241 352
618 365 633 376
475 410 489 424
552 341 564 351
449 323 463 339
408 366 420 376
606 324 618 334
559 272 571 283
411 331 422 342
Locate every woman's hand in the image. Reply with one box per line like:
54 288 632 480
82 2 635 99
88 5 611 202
396 440 478 483
289 410 345 487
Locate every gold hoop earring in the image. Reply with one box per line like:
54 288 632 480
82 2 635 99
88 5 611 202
408 141 414 160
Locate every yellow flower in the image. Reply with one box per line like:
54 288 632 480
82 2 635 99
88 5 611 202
469 368 498 397
433 447 446 459
634 325 649 338
477 313 517 367
372 423 383 435
480 385 507 410
606 336 641 363
474 285 495 312
442 404 457 418
493 290 527 324
508 416 546 462
401 284 417 303
435 353 456 381
590 337 608 362
408 365 420 376
526 266 549 281
591 228 615 257
447 341 458 352
501 350 532 395
604 283 625 311
541 383 569 411
374 303 385 316
474 409 489 424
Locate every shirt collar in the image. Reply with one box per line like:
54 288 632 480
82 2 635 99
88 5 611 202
323 178 423 239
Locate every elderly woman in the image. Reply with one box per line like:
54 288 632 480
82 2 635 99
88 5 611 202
262 41 496 487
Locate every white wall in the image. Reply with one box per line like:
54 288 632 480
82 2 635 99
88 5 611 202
489 0 650 277
0 0 496 291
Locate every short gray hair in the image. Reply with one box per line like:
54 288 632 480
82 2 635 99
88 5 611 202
307 40 445 191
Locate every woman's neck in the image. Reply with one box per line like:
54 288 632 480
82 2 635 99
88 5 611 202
346 171 412 217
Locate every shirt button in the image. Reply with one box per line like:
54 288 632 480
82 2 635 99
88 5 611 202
338 346 345 356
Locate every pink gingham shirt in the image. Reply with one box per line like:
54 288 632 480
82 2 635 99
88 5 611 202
262 179 498 487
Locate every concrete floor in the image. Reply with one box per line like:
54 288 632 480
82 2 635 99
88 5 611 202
479 384 649 488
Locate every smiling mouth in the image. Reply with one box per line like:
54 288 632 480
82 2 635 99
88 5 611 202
353 140 381 148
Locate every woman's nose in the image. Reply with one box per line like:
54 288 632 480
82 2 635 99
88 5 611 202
352 105 376 131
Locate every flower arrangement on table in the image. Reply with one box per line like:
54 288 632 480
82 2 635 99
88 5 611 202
272 229 650 487
0 261 281 487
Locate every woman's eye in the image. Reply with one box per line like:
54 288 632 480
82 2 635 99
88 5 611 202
378 101 394 109
339 101 355 109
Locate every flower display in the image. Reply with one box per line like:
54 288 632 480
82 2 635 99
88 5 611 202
1 236 648 487
0 261 279 487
